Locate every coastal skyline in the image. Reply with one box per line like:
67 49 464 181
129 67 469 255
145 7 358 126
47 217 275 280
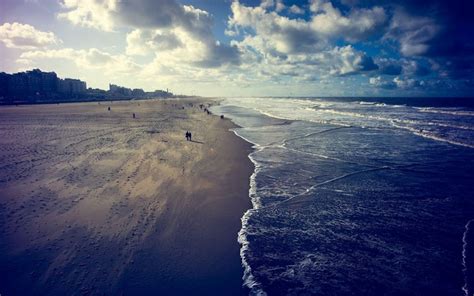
1 0 473 97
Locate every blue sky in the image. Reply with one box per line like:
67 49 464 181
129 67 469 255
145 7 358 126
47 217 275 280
0 0 473 97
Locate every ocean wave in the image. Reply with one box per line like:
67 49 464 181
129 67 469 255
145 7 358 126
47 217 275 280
391 123 474 149
238 209 267 296
462 219 474 296
231 128 267 294
418 108 474 117
245 100 474 148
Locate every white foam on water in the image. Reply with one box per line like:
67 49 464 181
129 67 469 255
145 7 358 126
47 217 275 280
391 123 474 149
359 101 376 105
418 108 474 117
462 219 474 296
230 128 267 295
238 209 267 296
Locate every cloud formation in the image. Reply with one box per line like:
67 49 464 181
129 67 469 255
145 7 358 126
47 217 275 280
59 0 241 68
0 22 60 49
228 0 386 56
19 48 140 74
385 9 439 56
1 0 472 96
369 76 396 89
327 46 378 75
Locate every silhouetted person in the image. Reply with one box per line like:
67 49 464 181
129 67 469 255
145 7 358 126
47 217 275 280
220 115 224 119
108 106 111 111
189 132 192 141
185 131 189 141
133 113 136 119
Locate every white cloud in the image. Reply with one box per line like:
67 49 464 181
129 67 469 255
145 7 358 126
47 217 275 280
369 75 424 90
19 48 140 74
369 76 396 89
275 0 285 12
260 0 274 10
58 0 214 37
309 1 386 42
0 22 61 49
126 28 240 68
326 45 378 75
59 0 240 68
228 1 386 56
289 5 304 15
58 0 116 31
126 29 183 55
229 2 325 55
393 76 424 89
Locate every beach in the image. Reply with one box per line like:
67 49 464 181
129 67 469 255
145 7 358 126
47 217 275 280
0 99 254 295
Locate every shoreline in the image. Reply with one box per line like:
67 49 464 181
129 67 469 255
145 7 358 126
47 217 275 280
0 98 254 295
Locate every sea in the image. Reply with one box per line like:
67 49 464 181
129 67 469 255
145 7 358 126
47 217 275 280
211 97 474 296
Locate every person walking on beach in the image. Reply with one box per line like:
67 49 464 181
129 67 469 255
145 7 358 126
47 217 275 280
189 132 192 141
185 131 189 141
133 113 136 119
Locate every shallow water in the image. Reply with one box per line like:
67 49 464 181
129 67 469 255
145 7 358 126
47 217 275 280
212 97 474 296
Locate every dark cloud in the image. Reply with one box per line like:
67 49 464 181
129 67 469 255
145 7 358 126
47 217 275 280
358 54 378 71
346 0 474 84
379 63 402 75
151 32 182 51
114 0 214 41
276 26 322 54
398 59 431 77
114 0 182 29
384 9 439 57
194 43 242 68
392 0 474 59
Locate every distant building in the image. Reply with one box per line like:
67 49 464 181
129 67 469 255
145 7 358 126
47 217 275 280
150 89 172 98
0 69 172 104
38 70 58 93
132 88 145 97
0 72 10 102
58 78 87 95
109 84 132 96
8 72 28 97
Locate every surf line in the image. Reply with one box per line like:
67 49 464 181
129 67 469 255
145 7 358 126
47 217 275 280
271 166 391 207
280 126 352 146
463 219 474 296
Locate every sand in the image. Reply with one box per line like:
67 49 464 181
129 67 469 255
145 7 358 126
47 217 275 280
0 98 253 295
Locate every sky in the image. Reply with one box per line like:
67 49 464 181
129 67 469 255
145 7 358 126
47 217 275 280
0 0 473 97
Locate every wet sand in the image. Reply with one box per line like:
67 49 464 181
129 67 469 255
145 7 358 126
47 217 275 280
0 99 253 295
